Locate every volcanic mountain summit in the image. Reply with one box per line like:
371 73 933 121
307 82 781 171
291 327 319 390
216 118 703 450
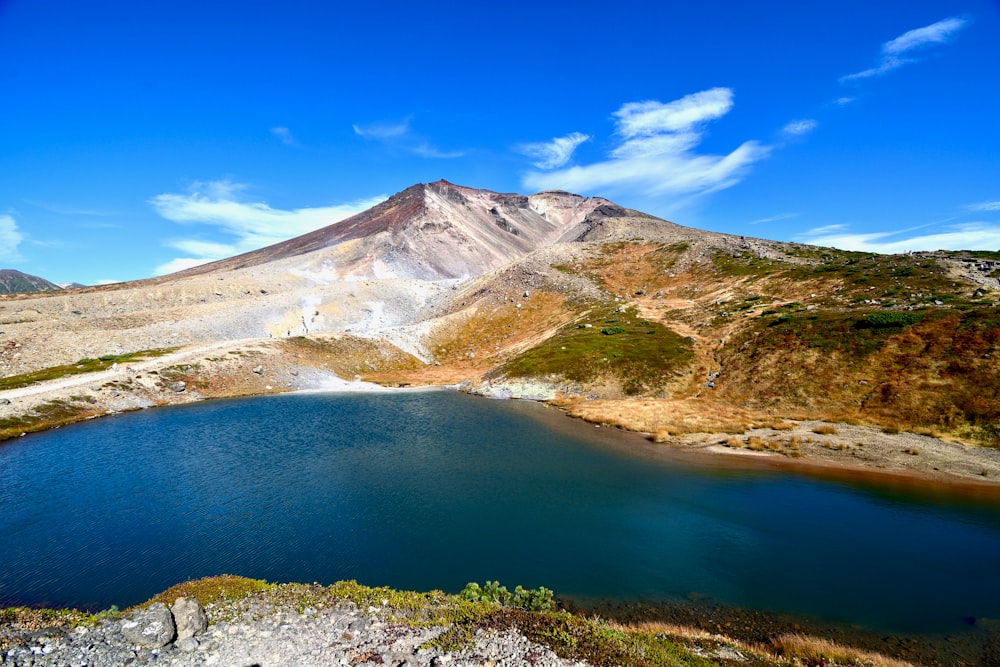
166 180 634 282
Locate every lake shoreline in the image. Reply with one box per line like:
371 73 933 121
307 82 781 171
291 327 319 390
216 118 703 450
3 577 997 667
3 342 1000 494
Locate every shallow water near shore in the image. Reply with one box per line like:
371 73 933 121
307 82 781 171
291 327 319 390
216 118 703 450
1 390 999 638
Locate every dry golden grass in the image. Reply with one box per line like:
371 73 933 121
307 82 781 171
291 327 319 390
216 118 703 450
813 425 839 435
764 421 796 430
559 397 819 443
425 290 573 365
559 397 758 437
771 633 918 667
622 623 917 667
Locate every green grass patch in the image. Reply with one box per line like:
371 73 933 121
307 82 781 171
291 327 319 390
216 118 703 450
142 575 273 609
944 250 1000 261
712 248 971 304
0 399 103 443
755 310 914 357
501 307 693 395
858 311 924 329
0 348 177 392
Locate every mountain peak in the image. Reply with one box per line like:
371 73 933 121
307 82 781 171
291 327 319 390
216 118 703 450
0 269 62 295
161 182 624 282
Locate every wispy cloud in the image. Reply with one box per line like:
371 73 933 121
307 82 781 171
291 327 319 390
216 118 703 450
410 143 464 159
352 119 410 140
522 88 769 205
24 200 113 217
835 97 855 106
149 180 386 275
270 126 300 147
841 17 969 82
751 212 798 225
798 221 1000 253
0 214 24 263
968 200 1000 212
516 132 590 169
353 117 463 158
781 119 817 137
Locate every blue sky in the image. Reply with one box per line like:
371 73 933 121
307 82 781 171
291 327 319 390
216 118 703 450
2 0 999 285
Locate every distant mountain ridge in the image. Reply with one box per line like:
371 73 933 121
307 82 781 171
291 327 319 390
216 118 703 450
0 269 61 294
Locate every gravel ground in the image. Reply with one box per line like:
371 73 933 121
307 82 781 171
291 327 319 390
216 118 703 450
1 597 588 667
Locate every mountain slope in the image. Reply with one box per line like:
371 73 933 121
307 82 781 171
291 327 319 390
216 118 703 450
159 180 628 282
0 269 61 294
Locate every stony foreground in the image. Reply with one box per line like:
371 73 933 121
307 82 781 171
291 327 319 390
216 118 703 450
1 596 587 667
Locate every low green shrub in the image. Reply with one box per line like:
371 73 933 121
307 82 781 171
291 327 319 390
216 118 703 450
858 311 923 329
459 581 554 612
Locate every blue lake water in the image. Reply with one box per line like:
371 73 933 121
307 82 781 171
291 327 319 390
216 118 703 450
1 390 999 635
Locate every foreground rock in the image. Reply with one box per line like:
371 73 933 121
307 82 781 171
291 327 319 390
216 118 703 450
0 596 586 667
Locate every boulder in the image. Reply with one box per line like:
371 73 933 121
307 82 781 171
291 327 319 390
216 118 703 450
171 597 208 640
121 603 176 648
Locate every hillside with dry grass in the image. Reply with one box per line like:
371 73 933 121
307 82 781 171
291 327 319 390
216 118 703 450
445 238 1000 450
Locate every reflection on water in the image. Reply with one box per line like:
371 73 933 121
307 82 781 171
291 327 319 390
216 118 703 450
0 390 998 635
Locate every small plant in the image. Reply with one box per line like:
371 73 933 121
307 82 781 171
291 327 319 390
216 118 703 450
458 581 554 612
812 425 838 435
600 326 627 335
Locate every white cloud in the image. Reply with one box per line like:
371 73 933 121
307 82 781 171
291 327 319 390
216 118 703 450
799 221 1000 253
516 132 590 169
153 257 214 276
968 200 1000 212
841 17 968 82
0 214 24 263
883 17 968 55
781 119 818 137
614 89 733 137
270 126 300 146
523 89 770 203
835 97 855 106
150 180 386 275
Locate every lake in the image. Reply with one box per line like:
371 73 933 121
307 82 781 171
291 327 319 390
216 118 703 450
1 390 998 636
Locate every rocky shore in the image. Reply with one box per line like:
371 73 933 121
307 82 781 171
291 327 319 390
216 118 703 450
1 593 587 667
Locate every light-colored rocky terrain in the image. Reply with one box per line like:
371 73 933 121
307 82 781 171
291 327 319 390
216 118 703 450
0 595 589 667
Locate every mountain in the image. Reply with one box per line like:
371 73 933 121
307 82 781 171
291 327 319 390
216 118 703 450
1 181 999 467
0 269 61 294
159 180 637 282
